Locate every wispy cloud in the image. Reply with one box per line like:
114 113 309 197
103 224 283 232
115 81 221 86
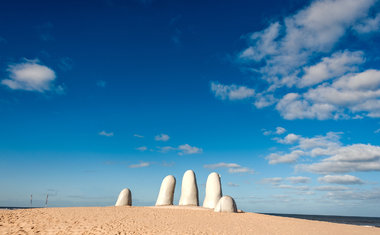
136 146 147 151
227 182 239 187
262 127 287 136
286 176 311 184
276 184 310 191
273 133 300 144
36 22 54 41
155 133 170 142
129 161 150 168
210 82 255 101
314 185 349 191
161 161 175 167
265 130 380 174
266 150 305 164
157 144 202 155
353 13 380 34
178 144 203 155
261 177 283 185
1 59 62 93
318 175 364 185
204 162 254 174
58 57 73 71
275 127 286 135
134 134 144 138
99 130 114 137
297 144 380 174
326 188 380 201
266 131 342 164
157 146 177 153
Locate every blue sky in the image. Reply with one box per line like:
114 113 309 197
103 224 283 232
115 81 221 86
1 0 380 217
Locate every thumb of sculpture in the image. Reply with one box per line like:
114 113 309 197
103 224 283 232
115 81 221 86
203 172 222 209
214 196 237 213
115 188 132 206
155 175 176 206
179 170 199 206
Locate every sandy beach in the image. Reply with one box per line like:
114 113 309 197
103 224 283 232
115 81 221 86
0 206 379 234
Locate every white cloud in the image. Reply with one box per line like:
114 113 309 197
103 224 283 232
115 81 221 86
58 57 73 71
266 150 305 164
267 132 343 164
262 127 287 136
299 50 365 88
239 0 375 89
314 185 349 191
204 162 241 168
204 162 254 174
318 175 364 184
326 188 380 201
226 0 380 120
129 162 150 168
228 167 254 174
136 146 147 151
253 93 277 108
262 129 272 136
99 131 114 137
178 144 203 155
276 68 380 120
211 82 255 100
240 22 280 62
277 184 309 191
157 144 202 155
157 146 176 153
275 127 286 135
266 131 380 173
133 134 144 138
297 144 380 173
227 182 239 187
286 176 311 184
261 177 283 184
276 93 336 120
2 59 60 93
155 133 170 142
274 133 300 144
353 13 380 33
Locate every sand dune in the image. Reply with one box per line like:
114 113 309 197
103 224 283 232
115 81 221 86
0 206 379 234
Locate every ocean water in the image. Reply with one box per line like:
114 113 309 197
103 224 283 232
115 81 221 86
263 213 380 227
0 207 41 210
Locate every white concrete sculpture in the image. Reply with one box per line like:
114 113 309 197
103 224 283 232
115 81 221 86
155 175 176 206
115 188 132 206
203 172 222 209
214 196 237 213
179 170 199 206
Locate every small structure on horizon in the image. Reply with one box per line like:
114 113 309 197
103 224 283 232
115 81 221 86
45 194 48 207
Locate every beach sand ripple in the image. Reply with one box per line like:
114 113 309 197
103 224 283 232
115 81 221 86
0 206 379 234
